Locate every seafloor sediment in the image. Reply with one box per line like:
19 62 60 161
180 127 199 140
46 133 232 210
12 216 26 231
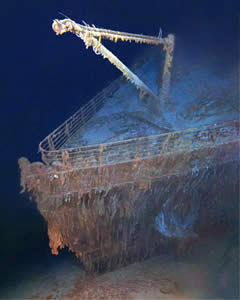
1 224 238 299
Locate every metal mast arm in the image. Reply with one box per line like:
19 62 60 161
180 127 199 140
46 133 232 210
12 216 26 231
52 18 167 46
52 18 173 127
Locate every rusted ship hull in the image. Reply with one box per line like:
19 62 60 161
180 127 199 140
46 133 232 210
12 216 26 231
19 120 239 273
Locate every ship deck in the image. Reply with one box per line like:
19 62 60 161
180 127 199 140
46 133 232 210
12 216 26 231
39 42 238 167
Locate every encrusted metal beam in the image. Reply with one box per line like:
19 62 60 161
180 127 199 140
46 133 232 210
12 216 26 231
52 18 172 125
159 34 175 105
52 18 166 46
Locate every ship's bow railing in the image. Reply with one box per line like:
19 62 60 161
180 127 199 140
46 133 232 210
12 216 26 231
39 119 239 169
39 76 122 162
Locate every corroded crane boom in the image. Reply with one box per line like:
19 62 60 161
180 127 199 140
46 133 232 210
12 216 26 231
52 18 174 123
52 18 166 46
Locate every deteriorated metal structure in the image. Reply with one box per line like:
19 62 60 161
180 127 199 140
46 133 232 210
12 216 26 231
19 115 240 272
52 18 175 120
19 20 239 273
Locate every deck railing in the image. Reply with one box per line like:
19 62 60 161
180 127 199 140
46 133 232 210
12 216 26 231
39 76 122 162
39 80 239 170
